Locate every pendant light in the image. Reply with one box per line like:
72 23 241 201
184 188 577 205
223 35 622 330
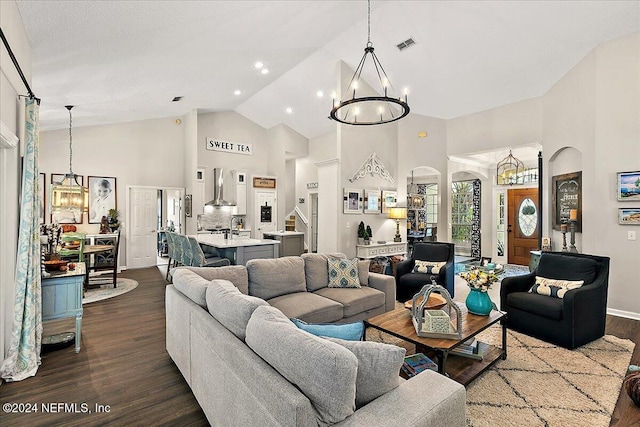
51 105 87 213
407 171 423 209
329 0 410 125
496 150 524 185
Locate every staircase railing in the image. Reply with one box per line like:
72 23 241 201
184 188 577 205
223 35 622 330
286 207 309 251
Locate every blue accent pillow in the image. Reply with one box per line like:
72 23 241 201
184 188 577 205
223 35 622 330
291 318 364 341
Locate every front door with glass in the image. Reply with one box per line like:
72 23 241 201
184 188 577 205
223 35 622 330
507 188 539 266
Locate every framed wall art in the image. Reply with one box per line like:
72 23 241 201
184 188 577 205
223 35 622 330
552 171 582 232
618 208 640 225
38 172 45 224
343 188 362 214
617 171 640 201
381 190 397 214
363 189 381 214
185 194 193 217
50 173 84 224
88 176 117 224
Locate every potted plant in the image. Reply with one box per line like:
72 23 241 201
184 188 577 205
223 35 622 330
108 209 120 232
357 221 366 245
365 225 373 245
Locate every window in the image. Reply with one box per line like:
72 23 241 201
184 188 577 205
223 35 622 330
424 184 438 225
451 181 473 256
497 192 505 256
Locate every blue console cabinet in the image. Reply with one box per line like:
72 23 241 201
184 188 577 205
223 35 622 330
41 262 85 353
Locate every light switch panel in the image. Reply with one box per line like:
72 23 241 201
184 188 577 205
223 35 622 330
629 231 636 241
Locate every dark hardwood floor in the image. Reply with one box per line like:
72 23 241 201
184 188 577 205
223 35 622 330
1 267 639 426
0 267 208 427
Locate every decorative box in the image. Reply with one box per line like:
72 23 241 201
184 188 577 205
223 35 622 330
423 310 451 334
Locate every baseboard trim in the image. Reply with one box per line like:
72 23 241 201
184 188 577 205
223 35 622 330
607 308 640 321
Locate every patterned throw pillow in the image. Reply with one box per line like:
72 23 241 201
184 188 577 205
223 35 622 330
529 276 584 298
328 258 361 288
412 260 447 275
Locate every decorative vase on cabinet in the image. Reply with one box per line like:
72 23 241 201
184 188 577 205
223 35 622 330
465 288 493 316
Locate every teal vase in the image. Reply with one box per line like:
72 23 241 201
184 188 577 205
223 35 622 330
465 288 493 316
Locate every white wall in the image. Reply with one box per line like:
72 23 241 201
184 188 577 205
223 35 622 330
197 111 268 233
183 109 199 234
398 113 449 240
39 116 186 263
543 32 639 317
0 0 31 365
446 32 640 318
266 123 308 228
339 123 398 258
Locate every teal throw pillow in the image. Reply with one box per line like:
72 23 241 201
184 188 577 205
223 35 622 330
291 318 364 341
328 257 361 288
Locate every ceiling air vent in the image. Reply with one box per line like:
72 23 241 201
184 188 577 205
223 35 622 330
396 38 416 51
172 96 183 102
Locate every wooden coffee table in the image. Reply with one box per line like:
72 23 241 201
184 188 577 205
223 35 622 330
364 302 507 385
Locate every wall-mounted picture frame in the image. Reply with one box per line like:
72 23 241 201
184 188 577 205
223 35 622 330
196 168 205 183
50 173 84 224
552 171 582 232
88 176 117 224
185 194 192 217
363 189 381 214
38 172 45 224
619 208 640 225
343 188 362 214
381 190 397 214
617 171 640 201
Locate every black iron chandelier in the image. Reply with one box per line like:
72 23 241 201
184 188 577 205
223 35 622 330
329 0 410 126
496 150 524 185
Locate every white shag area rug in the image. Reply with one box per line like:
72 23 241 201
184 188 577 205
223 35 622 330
467 327 634 427
82 278 138 304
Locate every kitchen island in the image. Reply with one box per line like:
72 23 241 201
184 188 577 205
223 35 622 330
194 234 279 265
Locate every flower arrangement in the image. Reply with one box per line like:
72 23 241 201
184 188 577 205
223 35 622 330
459 267 499 293
40 223 62 255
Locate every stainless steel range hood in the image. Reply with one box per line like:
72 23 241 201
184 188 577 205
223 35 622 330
205 168 235 207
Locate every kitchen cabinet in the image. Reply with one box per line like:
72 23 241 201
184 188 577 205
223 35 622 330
263 231 304 257
230 170 248 215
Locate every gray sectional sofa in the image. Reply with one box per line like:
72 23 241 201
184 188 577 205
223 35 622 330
166 254 466 426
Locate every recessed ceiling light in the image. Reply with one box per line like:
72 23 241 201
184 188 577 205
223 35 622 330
285 107 293 114
234 90 242 96
316 91 324 98
418 131 428 138
254 61 264 69
261 68 269 75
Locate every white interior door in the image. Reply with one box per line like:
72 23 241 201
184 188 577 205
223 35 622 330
254 190 277 239
128 186 159 268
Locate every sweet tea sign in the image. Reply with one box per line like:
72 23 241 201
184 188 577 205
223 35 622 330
206 138 253 156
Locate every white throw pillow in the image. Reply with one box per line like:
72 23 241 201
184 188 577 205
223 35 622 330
529 276 584 298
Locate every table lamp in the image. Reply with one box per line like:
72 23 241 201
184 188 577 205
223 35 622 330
388 207 407 242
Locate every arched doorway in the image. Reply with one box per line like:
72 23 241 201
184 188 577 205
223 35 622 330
407 167 441 255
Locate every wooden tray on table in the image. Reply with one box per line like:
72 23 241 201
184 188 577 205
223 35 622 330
404 293 447 310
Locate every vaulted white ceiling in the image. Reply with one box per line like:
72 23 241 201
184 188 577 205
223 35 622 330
15 1 640 139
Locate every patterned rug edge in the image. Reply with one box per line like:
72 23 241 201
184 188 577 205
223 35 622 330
82 278 138 304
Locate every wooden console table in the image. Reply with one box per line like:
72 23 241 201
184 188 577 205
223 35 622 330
356 242 407 259
41 262 85 353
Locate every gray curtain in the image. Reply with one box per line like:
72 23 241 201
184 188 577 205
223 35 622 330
0 98 42 381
